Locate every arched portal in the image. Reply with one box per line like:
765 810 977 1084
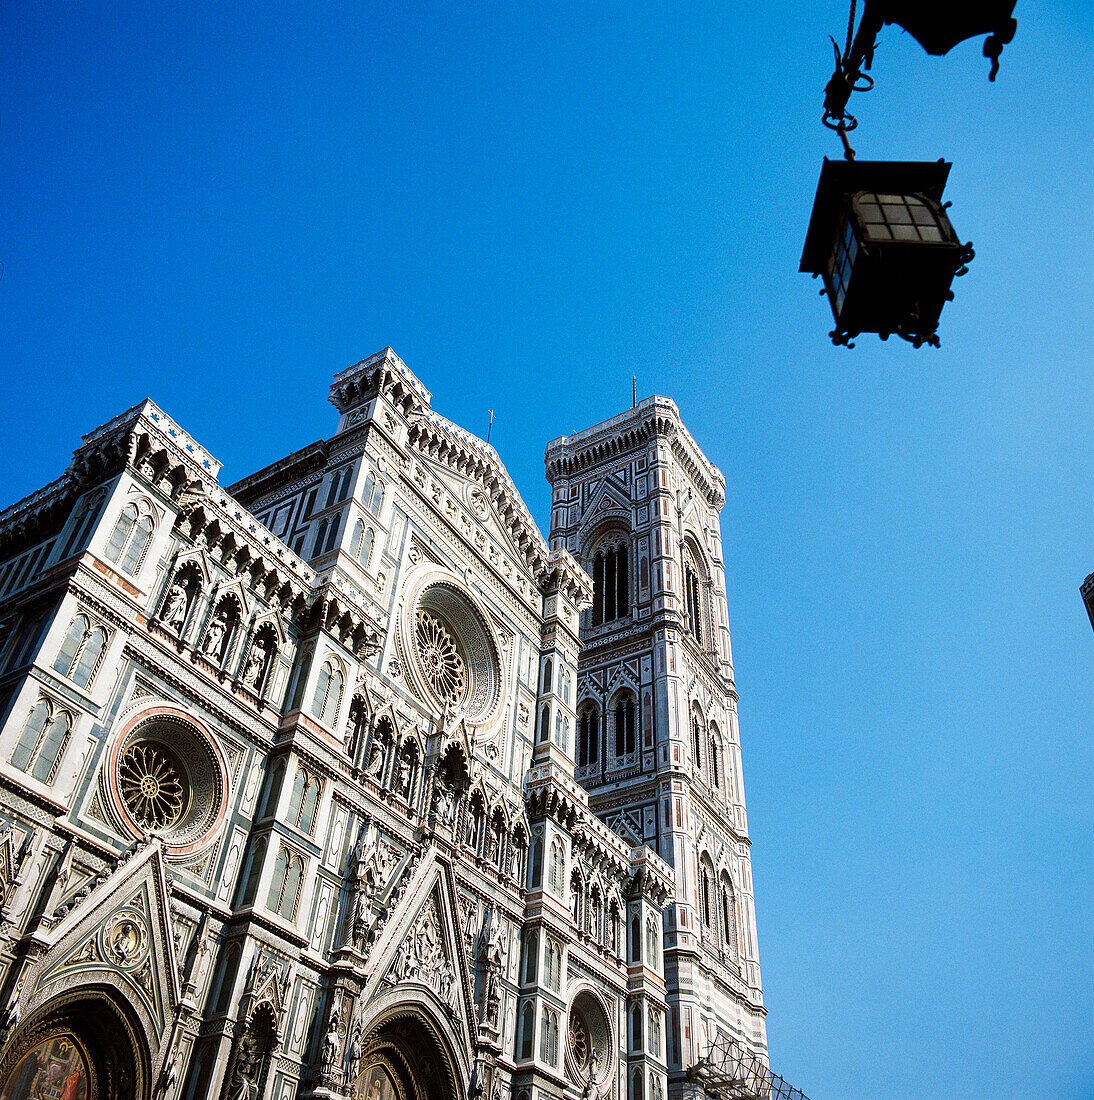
353 1007 463 1100
0 987 150 1100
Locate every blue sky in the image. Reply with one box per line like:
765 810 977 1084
3 3 1093 1098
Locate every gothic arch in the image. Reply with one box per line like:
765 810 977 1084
584 525 631 628
680 535 710 647
355 988 469 1100
0 985 152 1100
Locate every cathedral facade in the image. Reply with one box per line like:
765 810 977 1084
0 349 763 1100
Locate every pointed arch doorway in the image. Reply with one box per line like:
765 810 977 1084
352 1010 461 1100
0 988 150 1100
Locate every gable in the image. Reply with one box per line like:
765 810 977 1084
360 849 476 1051
30 840 180 1037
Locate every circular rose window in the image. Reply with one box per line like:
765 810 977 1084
566 991 613 1090
107 711 226 856
407 581 501 723
119 741 188 830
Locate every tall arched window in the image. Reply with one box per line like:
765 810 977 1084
359 527 374 568
577 704 599 769
699 864 713 930
519 1003 535 1061
631 914 641 962
54 616 108 688
105 501 154 576
239 836 267 906
590 886 603 942
693 717 704 774
259 761 285 820
213 944 242 1014
541 1007 559 1064
267 846 304 920
548 839 564 894
524 929 539 983
542 658 553 694
311 660 344 726
59 490 105 560
720 874 739 959
288 767 322 834
530 837 543 888
591 539 629 626
11 699 71 783
709 729 721 789
682 542 706 646
313 519 329 556
614 694 636 757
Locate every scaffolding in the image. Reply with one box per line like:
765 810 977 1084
686 1032 810 1100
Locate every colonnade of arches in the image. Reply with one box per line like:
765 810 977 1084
575 691 638 775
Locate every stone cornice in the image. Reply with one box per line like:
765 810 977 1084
544 395 726 509
329 347 432 414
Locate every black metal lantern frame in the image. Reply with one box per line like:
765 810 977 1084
800 158 974 348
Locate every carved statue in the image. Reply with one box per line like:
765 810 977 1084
162 581 189 631
347 1018 363 1081
227 1039 259 1100
201 609 229 659
432 781 454 825
364 741 385 781
397 755 412 797
241 637 268 688
321 1014 341 1072
351 874 375 948
478 907 505 1028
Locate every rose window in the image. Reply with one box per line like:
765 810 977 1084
415 610 466 705
407 581 501 722
569 1014 590 1069
566 991 612 1088
109 714 225 852
119 742 187 830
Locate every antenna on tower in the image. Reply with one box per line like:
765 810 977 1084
486 409 495 445
632 376 637 408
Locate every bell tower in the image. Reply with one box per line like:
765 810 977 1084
545 397 767 1094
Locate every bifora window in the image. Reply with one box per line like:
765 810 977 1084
105 501 155 576
591 540 629 626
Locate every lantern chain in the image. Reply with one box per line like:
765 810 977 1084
821 0 879 161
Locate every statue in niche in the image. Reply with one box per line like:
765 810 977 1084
227 1037 260 1100
364 739 386 782
321 1013 341 1073
241 636 269 688
351 872 376 947
201 609 229 660
397 754 413 798
347 1016 363 1082
162 581 190 631
432 780 455 825
478 907 505 1028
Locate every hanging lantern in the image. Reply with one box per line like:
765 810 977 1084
799 158 974 348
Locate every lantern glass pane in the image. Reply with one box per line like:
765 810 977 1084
892 224 918 240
